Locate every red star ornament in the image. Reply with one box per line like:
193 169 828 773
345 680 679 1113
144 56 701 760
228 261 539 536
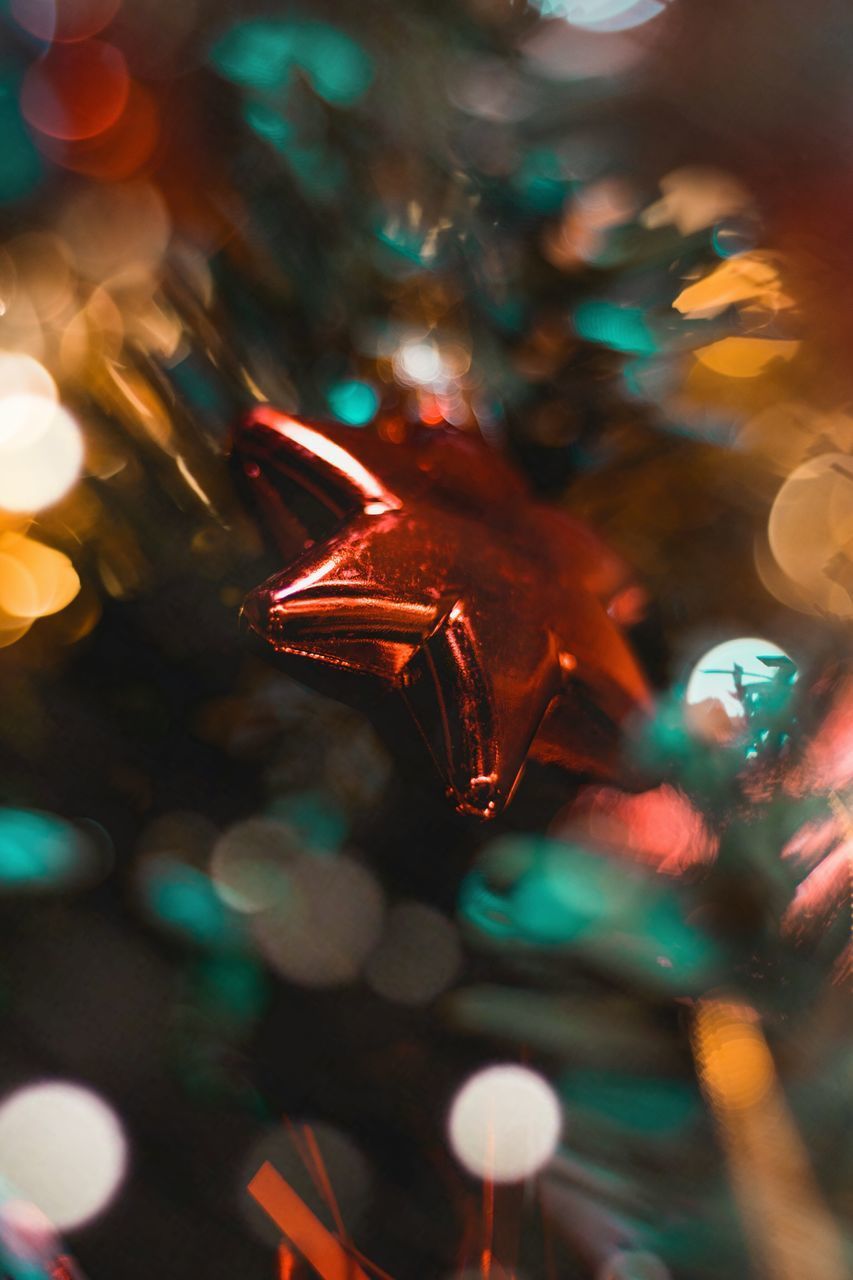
233 406 650 819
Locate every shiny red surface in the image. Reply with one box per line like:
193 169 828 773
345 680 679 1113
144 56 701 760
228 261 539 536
234 407 650 818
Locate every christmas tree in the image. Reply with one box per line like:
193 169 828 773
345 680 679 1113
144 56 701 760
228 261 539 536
0 2 849 1278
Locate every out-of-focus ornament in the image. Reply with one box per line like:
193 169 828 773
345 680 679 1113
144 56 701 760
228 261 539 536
233 408 650 818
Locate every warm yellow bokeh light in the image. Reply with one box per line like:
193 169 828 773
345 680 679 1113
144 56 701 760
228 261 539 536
642 167 750 236
768 452 853 618
693 337 799 379
674 253 791 320
701 1028 775 1110
0 532 80 617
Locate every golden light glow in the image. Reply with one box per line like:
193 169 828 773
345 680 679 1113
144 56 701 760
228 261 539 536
693 999 846 1280
767 453 853 619
674 253 791 320
693 337 799 379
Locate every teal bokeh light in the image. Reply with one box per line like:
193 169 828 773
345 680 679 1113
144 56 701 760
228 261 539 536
244 100 293 151
327 379 379 426
574 300 658 355
212 19 374 106
561 1070 698 1136
0 809 82 890
267 789 348 852
0 77 43 204
142 857 247 951
460 833 719 991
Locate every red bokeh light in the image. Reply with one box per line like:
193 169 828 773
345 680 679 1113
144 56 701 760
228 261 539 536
21 40 130 142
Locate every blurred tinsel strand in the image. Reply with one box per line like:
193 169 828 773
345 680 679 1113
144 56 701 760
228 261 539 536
0 2 850 1279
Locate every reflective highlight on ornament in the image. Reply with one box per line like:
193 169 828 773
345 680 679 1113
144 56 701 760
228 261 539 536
0 1082 127 1230
448 1064 561 1183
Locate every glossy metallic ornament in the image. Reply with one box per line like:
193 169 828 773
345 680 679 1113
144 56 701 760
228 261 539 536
233 406 650 819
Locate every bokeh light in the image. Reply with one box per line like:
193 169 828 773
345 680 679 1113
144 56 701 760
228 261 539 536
58 180 170 281
327 379 379 426
42 81 161 181
364 901 462 1005
0 78 43 204
210 817 299 913
461 834 718 991
0 396 83 513
7 232 75 325
240 1120 370 1247
0 533 80 622
573 300 657 355
0 1082 127 1229
0 1194 71 1276
21 40 130 142
642 167 751 236
684 636 795 745
252 853 384 988
521 18 647 82
393 338 447 390
0 808 93 891
11 0 122 44
211 19 374 106
557 783 718 875
448 1064 561 1182
693 336 799 380
598 1252 672 1280
540 1 672 34
138 854 247 951
768 453 853 618
0 352 57 406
